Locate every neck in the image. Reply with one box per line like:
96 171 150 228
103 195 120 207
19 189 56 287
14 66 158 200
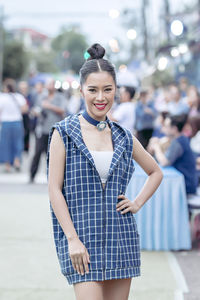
87 110 106 122
121 99 130 103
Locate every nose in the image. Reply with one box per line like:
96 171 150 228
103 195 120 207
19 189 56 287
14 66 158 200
96 90 104 101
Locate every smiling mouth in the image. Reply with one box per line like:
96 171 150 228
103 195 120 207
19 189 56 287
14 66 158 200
94 103 107 110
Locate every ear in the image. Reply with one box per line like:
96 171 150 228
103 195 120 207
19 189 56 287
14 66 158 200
80 86 84 98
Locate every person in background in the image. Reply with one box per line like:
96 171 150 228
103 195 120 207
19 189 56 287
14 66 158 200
0 78 28 172
67 88 85 115
151 114 198 196
187 115 200 183
29 78 67 183
188 114 200 155
134 89 157 149
154 85 172 112
185 85 200 117
178 77 189 98
147 111 172 156
108 85 136 133
147 85 157 103
18 81 32 152
152 111 169 138
29 81 46 133
167 84 190 116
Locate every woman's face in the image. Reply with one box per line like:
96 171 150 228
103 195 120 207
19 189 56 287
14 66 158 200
80 71 116 121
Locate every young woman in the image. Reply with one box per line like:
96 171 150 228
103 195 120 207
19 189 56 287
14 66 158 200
0 78 28 172
47 44 163 300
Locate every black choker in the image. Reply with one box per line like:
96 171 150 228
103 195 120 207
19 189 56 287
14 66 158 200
82 110 108 131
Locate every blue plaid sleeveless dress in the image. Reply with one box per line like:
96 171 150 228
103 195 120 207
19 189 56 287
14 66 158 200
47 113 141 285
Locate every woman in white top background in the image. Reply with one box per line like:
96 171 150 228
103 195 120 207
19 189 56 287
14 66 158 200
0 78 28 172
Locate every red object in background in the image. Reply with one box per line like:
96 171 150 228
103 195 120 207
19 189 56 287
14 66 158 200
62 51 70 59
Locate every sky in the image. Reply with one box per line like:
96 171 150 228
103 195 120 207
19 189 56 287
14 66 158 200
0 0 195 51
1 0 138 43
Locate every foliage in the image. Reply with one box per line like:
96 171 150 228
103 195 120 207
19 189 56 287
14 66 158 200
52 28 88 74
3 40 29 80
148 69 174 87
32 49 58 73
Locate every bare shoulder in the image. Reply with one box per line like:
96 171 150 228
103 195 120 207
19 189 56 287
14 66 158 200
132 135 162 176
48 128 66 190
50 128 65 150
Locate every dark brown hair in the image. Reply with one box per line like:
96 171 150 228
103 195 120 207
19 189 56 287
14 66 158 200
79 43 116 86
188 115 200 137
3 78 17 93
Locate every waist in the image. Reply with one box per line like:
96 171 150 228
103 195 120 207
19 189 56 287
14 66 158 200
1 120 23 125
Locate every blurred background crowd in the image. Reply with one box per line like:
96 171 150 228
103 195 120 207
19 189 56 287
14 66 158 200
0 76 199 199
0 1 200 194
0 0 200 234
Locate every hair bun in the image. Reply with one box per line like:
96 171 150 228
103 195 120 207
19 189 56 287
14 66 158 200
87 43 105 60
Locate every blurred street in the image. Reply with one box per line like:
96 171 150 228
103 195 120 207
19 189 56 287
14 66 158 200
0 133 199 300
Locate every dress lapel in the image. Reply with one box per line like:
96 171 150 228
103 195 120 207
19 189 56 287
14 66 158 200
107 119 126 176
65 114 127 177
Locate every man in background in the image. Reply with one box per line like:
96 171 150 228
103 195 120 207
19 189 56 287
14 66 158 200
167 84 190 116
109 85 136 133
135 89 158 149
29 78 67 183
151 114 198 196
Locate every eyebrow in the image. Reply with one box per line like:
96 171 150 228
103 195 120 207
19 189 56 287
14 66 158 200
87 85 113 88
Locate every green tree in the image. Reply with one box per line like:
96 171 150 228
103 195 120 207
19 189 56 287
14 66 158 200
52 28 88 74
3 40 29 79
32 49 58 73
150 69 173 86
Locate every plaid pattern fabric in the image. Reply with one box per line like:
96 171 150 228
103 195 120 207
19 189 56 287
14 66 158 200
47 113 141 285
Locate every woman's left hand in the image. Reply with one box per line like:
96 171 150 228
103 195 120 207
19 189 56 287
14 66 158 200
116 194 141 214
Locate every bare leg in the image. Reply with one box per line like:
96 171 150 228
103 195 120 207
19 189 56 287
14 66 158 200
4 162 11 172
102 278 132 300
73 281 104 300
14 157 21 169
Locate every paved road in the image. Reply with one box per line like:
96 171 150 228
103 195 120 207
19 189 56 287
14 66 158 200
0 136 199 300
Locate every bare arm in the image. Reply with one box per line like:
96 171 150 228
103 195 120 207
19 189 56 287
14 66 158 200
116 135 163 214
48 129 78 242
21 103 29 114
132 135 163 209
152 143 170 166
48 129 90 275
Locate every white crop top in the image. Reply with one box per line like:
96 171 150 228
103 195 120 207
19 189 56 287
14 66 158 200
90 150 113 183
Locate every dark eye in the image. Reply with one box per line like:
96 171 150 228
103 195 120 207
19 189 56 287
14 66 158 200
88 89 96 92
105 88 112 92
